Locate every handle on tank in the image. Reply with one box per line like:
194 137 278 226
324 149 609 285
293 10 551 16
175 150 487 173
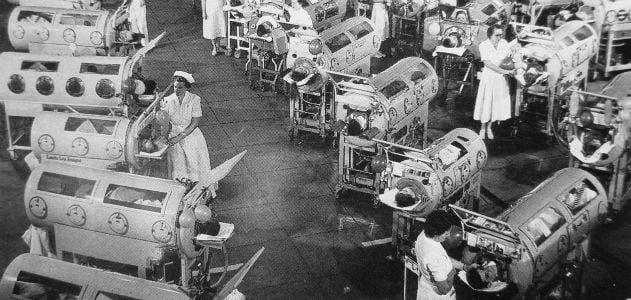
566 89 617 101
373 138 433 163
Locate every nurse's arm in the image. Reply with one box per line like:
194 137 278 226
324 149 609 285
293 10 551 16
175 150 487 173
483 60 510 75
435 267 456 295
169 117 200 145
181 117 200 137
450 257 478 271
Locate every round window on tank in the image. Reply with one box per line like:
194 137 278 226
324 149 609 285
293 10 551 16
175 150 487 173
66 77 85 97
95 78 115 99
8 74 25 94
36 76 54 96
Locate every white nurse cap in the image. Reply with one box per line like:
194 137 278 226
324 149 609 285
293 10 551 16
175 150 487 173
173 71 195 84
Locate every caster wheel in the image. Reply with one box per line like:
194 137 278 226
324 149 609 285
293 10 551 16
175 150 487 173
331 138 338 149
372 196 381 208
249 82 257 90
288 128 298 140
588 69 600 82
234 51 242 59
509 127 518 138
546 136 556 146
8 150 18 161
335 186 345 200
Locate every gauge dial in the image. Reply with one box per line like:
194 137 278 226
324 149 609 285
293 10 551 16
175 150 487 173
534 255 546 278
29 197 47 219
152 220 173 243
66 205 86 226
107 212 129 235
13 25 25 39
373 35 380 48
388 108 398 120
38 134 55 152
105 141 123 159
330 58 340 69
442 176 454 197
476 151 487 169
557 234 569 257
415 87 424 105
345 49 354 63
404 98 413 114
36 27 49 41
460 163 471 180
72 137 89 156
63 28 76 43
90 31 102 45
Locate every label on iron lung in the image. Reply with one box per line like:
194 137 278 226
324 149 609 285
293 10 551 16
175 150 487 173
45 154 82 163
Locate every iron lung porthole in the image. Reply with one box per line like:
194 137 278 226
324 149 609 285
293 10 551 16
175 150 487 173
66 77 85 97
95 78 115 99
8 74 25 94
36 76 54 95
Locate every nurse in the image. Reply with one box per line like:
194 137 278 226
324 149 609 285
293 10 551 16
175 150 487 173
371 0 389 58
202 0 227 56
473 24 513 140
288 0 314 28
160 71 213 183
415 210 456 300
128 0 148 46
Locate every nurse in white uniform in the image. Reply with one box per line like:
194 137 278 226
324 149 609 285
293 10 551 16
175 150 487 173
371 0 389 57
288 0 314 28
415 210 457 300
202 0 227 55
473 24 513 140
128 0 148 46
160 71 213 183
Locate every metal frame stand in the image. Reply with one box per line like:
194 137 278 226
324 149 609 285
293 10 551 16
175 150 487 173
391 14 423 57
594 23 631 80
226 11 250 58
433 53 476 97
288 82 335 142
356 1 372 18
335 135 382 207
246 37 287 93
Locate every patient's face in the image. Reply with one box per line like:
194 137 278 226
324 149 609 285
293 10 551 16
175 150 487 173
456 13 467 23
400 187 415 196
481 262 498 282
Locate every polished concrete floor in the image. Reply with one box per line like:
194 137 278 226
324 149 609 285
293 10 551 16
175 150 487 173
0 1 629 299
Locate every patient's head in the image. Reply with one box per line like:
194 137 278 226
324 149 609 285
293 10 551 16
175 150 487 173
395 186 417 207
455 11 467 23
466 261 498 289
467 267 489 289
582 129 604 156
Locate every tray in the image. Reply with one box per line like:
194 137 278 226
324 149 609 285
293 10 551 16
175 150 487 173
136 145 169 159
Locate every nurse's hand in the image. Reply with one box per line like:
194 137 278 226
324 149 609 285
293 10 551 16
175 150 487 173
168 133 185 146
464 263 480 272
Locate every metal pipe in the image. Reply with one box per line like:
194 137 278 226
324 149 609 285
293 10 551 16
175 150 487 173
566 88 618 101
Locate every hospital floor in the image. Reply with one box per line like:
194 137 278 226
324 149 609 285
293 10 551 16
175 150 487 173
0 1 628 299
